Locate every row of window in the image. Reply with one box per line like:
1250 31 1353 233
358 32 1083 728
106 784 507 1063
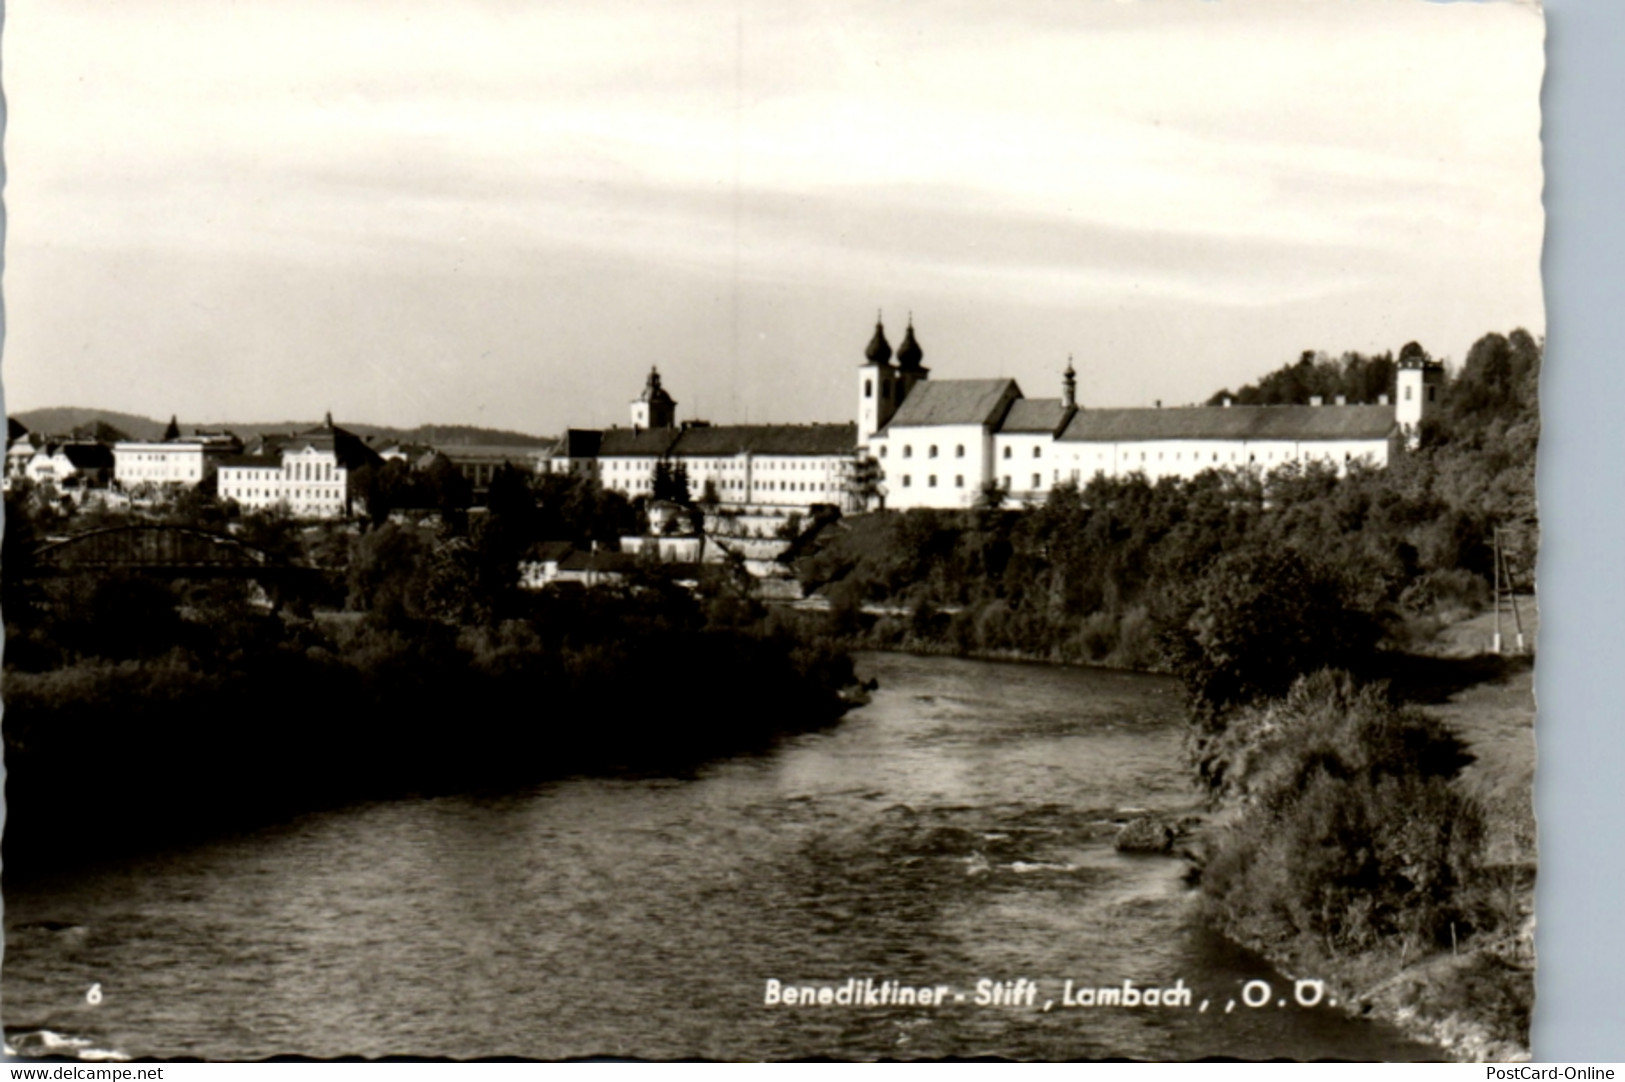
289 460 336 482
605 458 837 472
613 478 835 494
880 444 1046 461
225 488 342 502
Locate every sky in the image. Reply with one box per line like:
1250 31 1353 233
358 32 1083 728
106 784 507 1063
1 0 1546 437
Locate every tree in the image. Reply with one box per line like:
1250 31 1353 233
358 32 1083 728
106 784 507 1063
1172 546 1378 725
651 460 691 504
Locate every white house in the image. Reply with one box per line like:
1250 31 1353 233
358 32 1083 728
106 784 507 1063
216 415 382 519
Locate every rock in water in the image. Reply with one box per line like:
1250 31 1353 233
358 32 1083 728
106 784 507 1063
1115 816 1177 854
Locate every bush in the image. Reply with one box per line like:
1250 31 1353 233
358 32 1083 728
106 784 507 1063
1197 671 1492 963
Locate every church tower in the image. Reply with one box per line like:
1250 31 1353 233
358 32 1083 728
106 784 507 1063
894 316 929 410
857 316 896 442
1062 356 1078 410
1394 349 1444 448
631 366 677 429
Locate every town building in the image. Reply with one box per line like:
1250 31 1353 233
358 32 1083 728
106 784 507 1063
112 424 244 490
435 442 558 492
215 414 383 519
574 367 861 511
23 441 114 488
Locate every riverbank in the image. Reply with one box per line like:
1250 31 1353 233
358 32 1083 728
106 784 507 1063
1189 651 1536 1062
1 613 863 881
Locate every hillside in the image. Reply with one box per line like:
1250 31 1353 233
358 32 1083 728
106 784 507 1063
8 408 169 441
9 408 552 447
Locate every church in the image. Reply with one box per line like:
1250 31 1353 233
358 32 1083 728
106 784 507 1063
858 318 1440 511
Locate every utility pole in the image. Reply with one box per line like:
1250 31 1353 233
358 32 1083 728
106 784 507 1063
1492 526 1527 655
1492 527 1502 655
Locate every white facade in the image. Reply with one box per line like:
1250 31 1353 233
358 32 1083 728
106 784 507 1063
856 327 1405 510
600 449 852 509
1048 435 1395 488
871 423 995 510
990 432 1058 502
114 442 207 487
218 444 349 519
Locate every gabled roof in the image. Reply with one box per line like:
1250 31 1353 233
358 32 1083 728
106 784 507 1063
560 429 603 458
883 379 1020 430
1058 404 1399 443
264 419 383 470
671 423 856 457
60 443 114 469
599 427 682 457
999 398 1073 435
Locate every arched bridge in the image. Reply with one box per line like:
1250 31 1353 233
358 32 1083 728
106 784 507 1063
31 525 311 581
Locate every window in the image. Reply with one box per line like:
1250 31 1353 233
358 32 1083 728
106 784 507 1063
929 445 939 458
1032 473 1041 489
955 475 964 487
1428 386 1437 402
928 475 937 487
1405 386 1413 401
1003 446 1012 459
903 445 913 459
956 445 965 458
902 475 912 487
865 379 873 399
879 446 888 458
1003 475 1011 488
1032 446 1041 458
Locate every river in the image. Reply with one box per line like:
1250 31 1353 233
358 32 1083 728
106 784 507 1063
3 652 1436 1060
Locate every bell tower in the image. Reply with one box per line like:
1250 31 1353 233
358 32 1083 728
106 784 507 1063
894 315 929 410
857 315 897 443
631 366 677 429
1394 347 1444 448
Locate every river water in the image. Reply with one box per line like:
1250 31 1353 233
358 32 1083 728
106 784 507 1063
3 652 1435 1060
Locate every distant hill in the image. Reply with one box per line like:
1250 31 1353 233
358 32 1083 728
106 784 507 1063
10 408 168 441
10 409 552 447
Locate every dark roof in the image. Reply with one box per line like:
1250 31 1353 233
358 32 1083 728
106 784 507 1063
884 379 1021 430
561 429 603 457
437 443 555 465
998 398 1072 434
671 423 856 457
9 418 30 441
896 322 925 371
218 453 282 468
637 367 676 407
864 321 893 365
60 443 114 469
599 427 682 457
1058 404 1399 443
523 540 576 564
270 420 383 470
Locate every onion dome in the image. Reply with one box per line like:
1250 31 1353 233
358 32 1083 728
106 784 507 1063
897 319 924 371
864 318 893 365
